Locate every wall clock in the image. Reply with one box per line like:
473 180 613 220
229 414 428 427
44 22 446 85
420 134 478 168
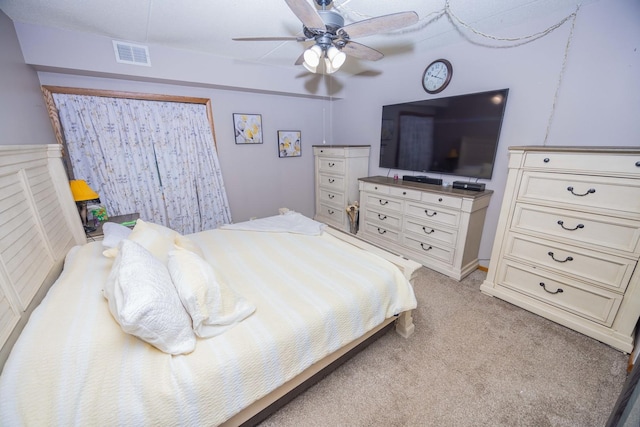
422 59 453 94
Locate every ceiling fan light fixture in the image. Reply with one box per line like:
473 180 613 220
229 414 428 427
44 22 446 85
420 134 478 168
324 57 338 74
303 45 323 67
303 60 318 73
326 46 346 69
235 1 419 73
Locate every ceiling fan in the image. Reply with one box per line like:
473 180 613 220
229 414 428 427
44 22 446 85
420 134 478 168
233 0 419 73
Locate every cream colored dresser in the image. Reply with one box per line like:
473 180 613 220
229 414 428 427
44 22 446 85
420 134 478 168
358 176 493 280
481 146 640 353
313 145 370 232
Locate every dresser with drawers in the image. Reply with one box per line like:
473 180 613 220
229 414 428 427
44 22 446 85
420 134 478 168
480 146 640 353
313 145 370 232
357 176 493 280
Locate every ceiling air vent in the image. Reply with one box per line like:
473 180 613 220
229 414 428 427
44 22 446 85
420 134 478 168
112 41 151 66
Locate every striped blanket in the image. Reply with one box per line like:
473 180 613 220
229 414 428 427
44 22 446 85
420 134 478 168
0 228 416 426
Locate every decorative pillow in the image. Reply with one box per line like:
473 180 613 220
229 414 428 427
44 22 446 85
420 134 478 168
103 239 196 355
167 246 255 338
101 222 133 248
103 219 177 264
175 234 204 259
142 220 204 257
138 219 179 240
103 219 204 262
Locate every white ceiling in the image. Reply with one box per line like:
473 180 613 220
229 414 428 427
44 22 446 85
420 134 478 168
0 0 587 76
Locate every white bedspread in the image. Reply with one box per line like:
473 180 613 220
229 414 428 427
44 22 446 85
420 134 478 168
221 211 325 235
0 228 416 426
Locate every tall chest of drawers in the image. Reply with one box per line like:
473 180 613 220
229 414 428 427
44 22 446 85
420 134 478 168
313 145 370 232
358 176 493 280
480 146 640 353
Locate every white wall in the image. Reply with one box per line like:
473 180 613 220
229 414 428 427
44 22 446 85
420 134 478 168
9 16 340 224
3 0 639 265
37 72 326 223
0 10 56 145
334 0 640 265
13 19 343 99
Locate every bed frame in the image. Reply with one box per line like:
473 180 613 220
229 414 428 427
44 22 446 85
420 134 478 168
0 145 86 367
0 144 421 426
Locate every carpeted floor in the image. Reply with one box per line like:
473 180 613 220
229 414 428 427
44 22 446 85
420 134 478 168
259 267 628 427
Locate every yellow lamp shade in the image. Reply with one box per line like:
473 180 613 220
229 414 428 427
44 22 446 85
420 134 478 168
69 180 99 202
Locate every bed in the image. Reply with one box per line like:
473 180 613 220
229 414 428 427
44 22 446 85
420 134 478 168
0 145 421 426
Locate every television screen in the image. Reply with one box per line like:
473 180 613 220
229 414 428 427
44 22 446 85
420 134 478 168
379 89 509 180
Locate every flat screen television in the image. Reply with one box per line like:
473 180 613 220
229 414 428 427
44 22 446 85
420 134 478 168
379 88 509 180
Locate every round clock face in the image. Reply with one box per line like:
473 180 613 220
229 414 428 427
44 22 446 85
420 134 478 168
422 59 452 94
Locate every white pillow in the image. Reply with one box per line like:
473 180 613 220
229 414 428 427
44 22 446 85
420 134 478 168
168 246 255 338
101 222 133 248
175 234 204 259
138 219 179 240
103 219 203 263
143 220 204 258
103 239 196 355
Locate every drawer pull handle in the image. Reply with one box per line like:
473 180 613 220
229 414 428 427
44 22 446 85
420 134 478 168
328 178 335 183
327 209 335 215
543 158 550 163
424 210 437 217
557 220 584 231
438 198 443 202
567 186 595 197
374 186 378 189
328 194 334 199
403 191 407 195
379 199 389 206
377 228 387 235
540 282 563 294
328 162 335 167
636 161 640 167
548 252 574 263
378 214 387 220
420 243 433 251
422 227 435 234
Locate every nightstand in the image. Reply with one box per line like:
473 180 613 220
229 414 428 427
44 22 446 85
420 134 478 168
86 213 140 241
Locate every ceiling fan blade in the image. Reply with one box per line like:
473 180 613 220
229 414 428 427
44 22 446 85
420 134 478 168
294 52 305 65
284 0 325 31
339 11 418 39
342 41 384 61
233 36 307 42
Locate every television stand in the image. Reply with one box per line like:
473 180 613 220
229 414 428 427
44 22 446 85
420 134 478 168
402 175 443 185
357 176 493 280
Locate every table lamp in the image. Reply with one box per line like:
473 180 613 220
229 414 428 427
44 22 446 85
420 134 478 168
69 180 99 232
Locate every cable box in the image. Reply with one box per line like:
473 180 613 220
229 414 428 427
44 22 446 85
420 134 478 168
402 175 443 185
452 181 486 192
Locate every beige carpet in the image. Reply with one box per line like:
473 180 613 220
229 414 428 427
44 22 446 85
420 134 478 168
259 268 628 427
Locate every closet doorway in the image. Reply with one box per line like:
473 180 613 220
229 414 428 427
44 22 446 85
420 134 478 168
42 86 231 234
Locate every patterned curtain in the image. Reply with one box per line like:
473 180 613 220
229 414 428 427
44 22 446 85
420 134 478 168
53 94 232 234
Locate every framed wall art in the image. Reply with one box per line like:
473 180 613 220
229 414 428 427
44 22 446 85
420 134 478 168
233 113 263 144
277 130 301 158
